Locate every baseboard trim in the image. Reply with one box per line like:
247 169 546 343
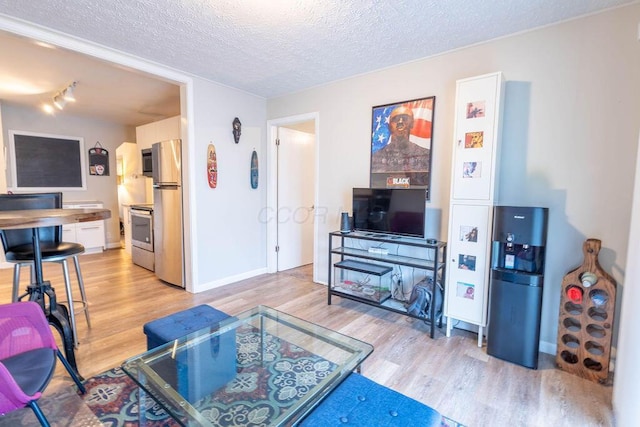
449 321 557 355
196 267 268 293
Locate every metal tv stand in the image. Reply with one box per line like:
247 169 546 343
328 231 447 338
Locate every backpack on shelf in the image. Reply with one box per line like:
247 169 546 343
405 277 443 320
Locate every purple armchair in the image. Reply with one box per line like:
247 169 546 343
0 301 85 426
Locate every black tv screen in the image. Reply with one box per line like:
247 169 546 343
352 188 426 238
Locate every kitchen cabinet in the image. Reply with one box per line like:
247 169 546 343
136 116 181 150
135 116 181 202
63 202 106 254
116 142 146 202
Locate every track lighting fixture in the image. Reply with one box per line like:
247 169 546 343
62 81 76 102
53 93 66 110
43 81 78 114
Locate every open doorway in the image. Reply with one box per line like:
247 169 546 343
0 21 193 288
267 114 319 281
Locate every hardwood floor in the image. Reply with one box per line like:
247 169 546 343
0 249 614 426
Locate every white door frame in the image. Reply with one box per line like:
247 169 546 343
266 113 320 282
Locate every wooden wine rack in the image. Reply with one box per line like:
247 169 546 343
555 239 616 384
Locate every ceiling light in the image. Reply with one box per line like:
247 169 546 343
50 81 78 111
63 81 77 102
53 93 66 110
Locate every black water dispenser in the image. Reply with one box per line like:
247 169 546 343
487 206 548 369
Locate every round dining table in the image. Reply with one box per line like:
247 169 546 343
0 208 111 373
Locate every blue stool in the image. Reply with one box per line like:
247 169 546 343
300 373 441 427
143 304 231 350
142 305 236 401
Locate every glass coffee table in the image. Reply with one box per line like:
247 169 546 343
122 305 373 426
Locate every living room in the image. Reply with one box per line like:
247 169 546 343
0 254 617 425
0 2 639 425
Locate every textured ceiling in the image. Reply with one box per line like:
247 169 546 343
0 30 182 126
0 0 633 101
0 0 630 98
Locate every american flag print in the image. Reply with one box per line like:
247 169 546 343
371 97 434 154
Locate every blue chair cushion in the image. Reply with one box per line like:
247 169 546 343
300 373 441 427
142 304 231 350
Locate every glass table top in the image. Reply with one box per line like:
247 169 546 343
122 305 373 426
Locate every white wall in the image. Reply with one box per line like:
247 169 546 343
188 76 268 292
0 103 6 192
613 132 640 426
1 102 135 247
267 4 640 354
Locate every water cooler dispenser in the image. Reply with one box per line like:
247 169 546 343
487 206 548 369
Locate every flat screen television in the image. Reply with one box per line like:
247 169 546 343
352 188 426 238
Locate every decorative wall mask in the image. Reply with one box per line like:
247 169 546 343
250 150 258 189
233 117 242 144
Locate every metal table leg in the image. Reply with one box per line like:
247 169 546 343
21 227 80 376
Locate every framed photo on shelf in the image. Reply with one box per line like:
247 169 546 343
370 96 435 196
466 100 486 118
459 225 479 242
456 281 475 300
452 103 495 200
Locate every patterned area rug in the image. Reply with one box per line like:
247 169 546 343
87 325 341 426
0 326 465 426
78 368 463 426
0 369 464 426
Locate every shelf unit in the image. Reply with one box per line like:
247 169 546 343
444 72 504 346
328 231 447 338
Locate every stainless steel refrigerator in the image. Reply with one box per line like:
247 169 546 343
152 139 183 287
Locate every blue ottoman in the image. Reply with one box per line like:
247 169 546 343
300 373 441 427
142 305 236 402
143 304 231 350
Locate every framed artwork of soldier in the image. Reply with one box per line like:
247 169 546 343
370 96 435 196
